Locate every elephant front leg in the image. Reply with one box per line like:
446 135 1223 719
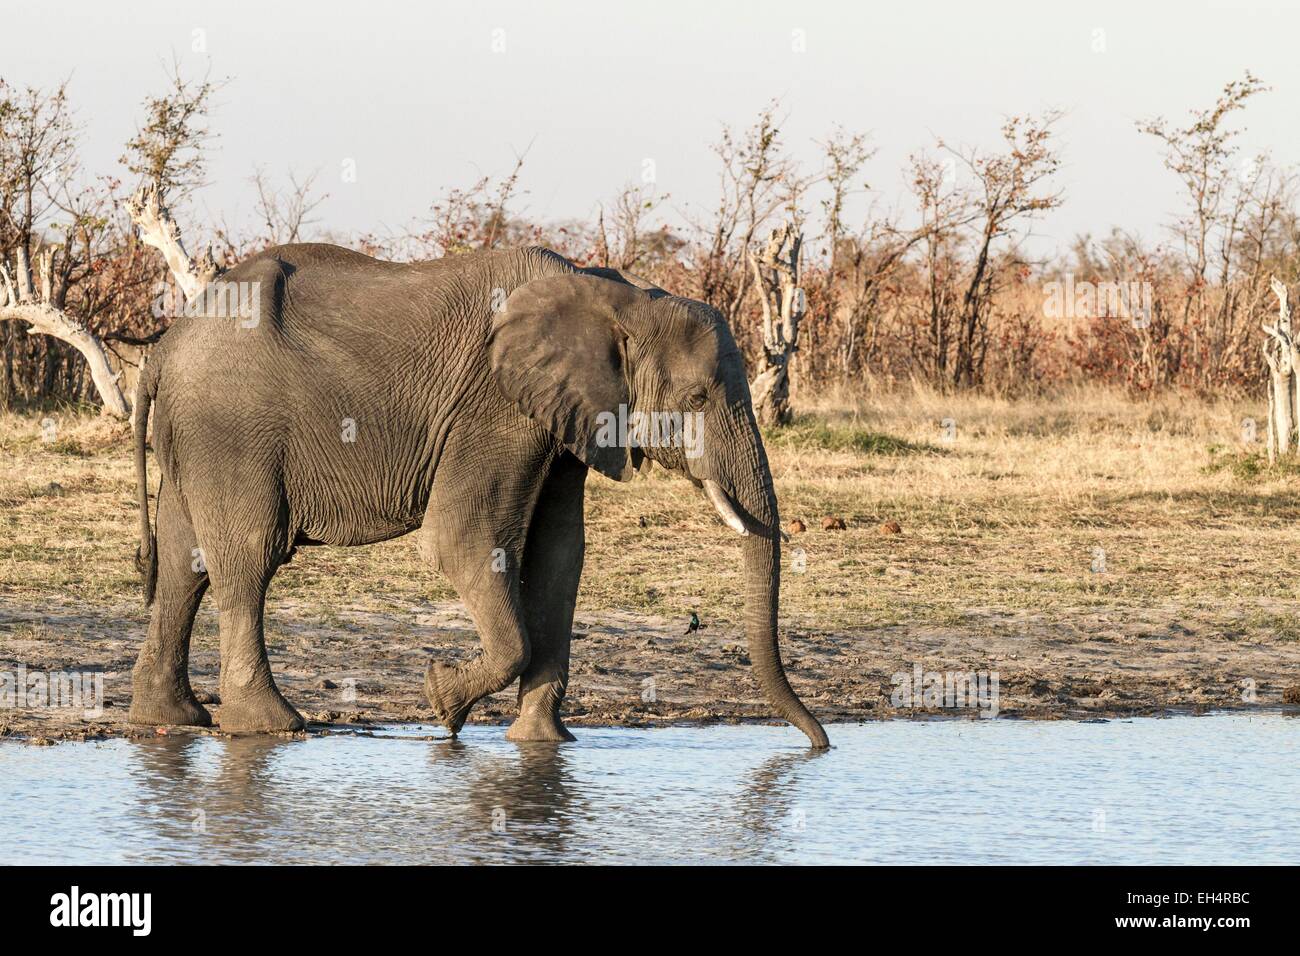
423 460 539 736
423 545 532 734
507 454 587 743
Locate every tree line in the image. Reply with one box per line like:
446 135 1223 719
2 68 1295 421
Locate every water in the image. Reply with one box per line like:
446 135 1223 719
1 714 1296 864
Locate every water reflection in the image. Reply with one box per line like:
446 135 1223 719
117 731 592 863
3 717 1297 864
425 739 586 863
737 748 831 839
125 735 297 863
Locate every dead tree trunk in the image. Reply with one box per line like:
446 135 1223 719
1263 277 1297 463
0 184 219 420
747 222 805 427
127 181 220 301
121 180 224 427
0 248 132 419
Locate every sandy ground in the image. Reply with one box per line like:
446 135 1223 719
4 593 1299 743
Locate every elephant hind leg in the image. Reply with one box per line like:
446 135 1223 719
506 454 587 743
129 483 212 727
195 496 304 733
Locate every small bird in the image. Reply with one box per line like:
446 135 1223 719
684 611 706 635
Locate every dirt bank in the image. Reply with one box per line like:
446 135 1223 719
3 596 1298 743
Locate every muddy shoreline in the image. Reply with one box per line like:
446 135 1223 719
4 597 1298 744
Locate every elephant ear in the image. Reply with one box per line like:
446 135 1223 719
489 274 647 481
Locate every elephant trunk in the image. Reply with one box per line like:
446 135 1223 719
736 474 830 749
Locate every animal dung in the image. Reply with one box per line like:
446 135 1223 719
822 516 846 531
880 520 903 535
788 518 807 534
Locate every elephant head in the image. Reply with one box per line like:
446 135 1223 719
489 272 830 748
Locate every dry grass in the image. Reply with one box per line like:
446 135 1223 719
2 386 1298 636
775 385 1300 634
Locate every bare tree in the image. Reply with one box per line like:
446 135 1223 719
0 80 76 291
0 240 131 417
0 78 79 407
908 151 974 386
1138 73 1269 295
0 78 140 415
908 111 1063 388
950 113 1063 387
595 182 674 272
686 102 813 326
1133 72 1300 395
1262 277 1299 461
0 69 224 418
121 61 221 202
250 166 327 244
747 222 804 425
818 127 929 379
127 179 218 301
1138 73 1274 388
122 64 224 297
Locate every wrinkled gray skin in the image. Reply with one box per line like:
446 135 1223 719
129 243 829 748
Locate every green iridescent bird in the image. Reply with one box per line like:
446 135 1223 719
684 611 705 635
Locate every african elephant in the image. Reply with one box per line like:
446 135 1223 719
127 242 829 748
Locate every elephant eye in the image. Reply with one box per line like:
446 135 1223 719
683 388 709 411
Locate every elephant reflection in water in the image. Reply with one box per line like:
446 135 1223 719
425 740 584 862
125 734 582 863
125 735 297 862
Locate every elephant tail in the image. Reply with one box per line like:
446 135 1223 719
133 361 159 607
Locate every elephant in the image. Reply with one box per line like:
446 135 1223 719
127 242 829 749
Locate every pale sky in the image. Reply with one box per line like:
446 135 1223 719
4 0 1298 258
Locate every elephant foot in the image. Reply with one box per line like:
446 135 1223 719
425 661 474 736
217 684 305 733
128 693 213 728
505 708 575 743
129 669 213 727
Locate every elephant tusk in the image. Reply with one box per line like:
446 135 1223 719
703 480 749 537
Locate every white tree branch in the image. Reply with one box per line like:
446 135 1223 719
747 221 805 426
1265 275 1295 459
0 251 132 419
127 180 219 300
